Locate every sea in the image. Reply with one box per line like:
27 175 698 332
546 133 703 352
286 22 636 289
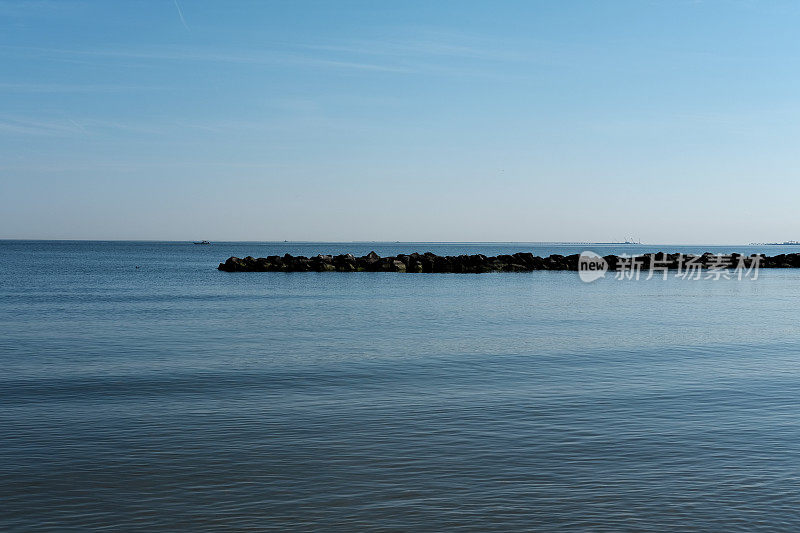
2 241 800 531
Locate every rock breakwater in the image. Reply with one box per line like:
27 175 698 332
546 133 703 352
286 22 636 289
217 251 791 273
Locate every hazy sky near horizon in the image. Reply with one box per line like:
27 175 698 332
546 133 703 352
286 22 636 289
2 0 800 243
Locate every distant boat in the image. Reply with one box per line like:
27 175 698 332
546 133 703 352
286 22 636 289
193 240 211 245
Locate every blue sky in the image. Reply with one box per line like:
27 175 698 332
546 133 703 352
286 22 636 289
2 0 800 242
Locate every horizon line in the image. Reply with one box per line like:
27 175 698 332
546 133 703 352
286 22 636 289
0 238 774 246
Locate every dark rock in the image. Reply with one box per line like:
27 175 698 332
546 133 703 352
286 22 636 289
217 251 784 273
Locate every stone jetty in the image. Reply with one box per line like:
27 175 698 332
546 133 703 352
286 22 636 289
217 251 795 273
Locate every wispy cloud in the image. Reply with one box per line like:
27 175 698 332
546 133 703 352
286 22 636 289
0 115 168 137
0 28 551 83
0 44 415 73
0 27 539 76
301 30 530 63
0 116 85 136
0 82 163 93
0 0 85 17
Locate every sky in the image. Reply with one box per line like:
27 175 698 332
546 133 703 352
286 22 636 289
1 0 800 243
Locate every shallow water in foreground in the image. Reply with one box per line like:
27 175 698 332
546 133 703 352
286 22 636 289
2 241 800 531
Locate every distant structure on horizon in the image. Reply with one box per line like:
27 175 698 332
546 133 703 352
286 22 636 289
553 238 644 245
750 240 800 245
596 237 642 245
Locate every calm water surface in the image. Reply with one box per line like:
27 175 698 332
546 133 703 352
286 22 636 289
2 241 800 531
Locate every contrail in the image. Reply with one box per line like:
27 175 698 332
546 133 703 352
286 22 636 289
174 0 189 30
